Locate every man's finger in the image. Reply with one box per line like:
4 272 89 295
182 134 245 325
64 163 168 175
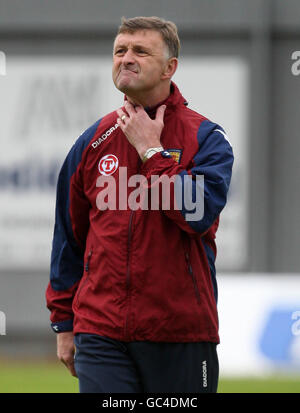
116 116 125 130
155 105 167 123
61 356 78 377
116 108 127 120
124 101 136 117
134 104 144 112
67 361 78 377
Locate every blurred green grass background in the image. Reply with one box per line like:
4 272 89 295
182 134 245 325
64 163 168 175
0 359 299 393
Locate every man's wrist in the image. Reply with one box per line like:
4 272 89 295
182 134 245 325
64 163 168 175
141 146 164 163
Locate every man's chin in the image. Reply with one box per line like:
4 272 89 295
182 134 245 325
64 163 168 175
115 81 139 95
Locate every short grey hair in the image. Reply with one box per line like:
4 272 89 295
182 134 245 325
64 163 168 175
116 16 180 59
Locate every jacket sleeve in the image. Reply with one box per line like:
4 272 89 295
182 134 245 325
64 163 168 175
140 119 234 235
45 120 101 333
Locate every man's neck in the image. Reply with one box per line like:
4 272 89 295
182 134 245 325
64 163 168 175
126 82 171 108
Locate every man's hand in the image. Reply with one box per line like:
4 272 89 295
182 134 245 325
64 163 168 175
116 101 166 159
57 331 77 377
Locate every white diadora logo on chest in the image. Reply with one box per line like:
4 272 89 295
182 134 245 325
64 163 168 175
92 123 119 149
98 154 119 176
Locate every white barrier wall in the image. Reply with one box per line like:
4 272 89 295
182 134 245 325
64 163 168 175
0 272 299 373
217 274 300 376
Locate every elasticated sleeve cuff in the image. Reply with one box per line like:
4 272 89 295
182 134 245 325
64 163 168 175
51 319 73 333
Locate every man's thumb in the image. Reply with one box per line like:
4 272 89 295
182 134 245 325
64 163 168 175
155 105 167 122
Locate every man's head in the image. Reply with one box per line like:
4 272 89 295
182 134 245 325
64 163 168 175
112 16 180 105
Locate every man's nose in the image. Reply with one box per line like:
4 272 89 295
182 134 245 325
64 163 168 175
121 49 135 65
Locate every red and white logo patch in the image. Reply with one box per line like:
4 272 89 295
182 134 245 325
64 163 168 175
98 154 119 176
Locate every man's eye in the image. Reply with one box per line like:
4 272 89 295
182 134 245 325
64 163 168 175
115 49 125 54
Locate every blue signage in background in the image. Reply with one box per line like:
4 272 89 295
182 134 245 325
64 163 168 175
259 307 300 367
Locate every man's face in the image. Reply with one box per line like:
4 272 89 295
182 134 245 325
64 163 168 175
112 30 169 95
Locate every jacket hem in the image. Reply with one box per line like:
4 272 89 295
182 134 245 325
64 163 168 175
73 325 219 344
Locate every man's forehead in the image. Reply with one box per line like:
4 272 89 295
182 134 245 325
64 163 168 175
114 30 164 49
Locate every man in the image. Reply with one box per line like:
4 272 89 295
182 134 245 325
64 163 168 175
46 16 234 393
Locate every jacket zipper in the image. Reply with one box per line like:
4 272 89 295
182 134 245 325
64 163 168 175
185 251 201 304
124 159 142 340
124 209 134 339
85 249 93 273
75 248 93 306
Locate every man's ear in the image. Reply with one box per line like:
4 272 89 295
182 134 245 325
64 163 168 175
161 57 178 80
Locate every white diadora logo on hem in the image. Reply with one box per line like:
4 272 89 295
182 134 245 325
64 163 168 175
202 360 207 388
98 154 119 176
92 124 119 149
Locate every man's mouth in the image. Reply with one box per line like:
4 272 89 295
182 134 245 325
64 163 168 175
120 68 138 75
